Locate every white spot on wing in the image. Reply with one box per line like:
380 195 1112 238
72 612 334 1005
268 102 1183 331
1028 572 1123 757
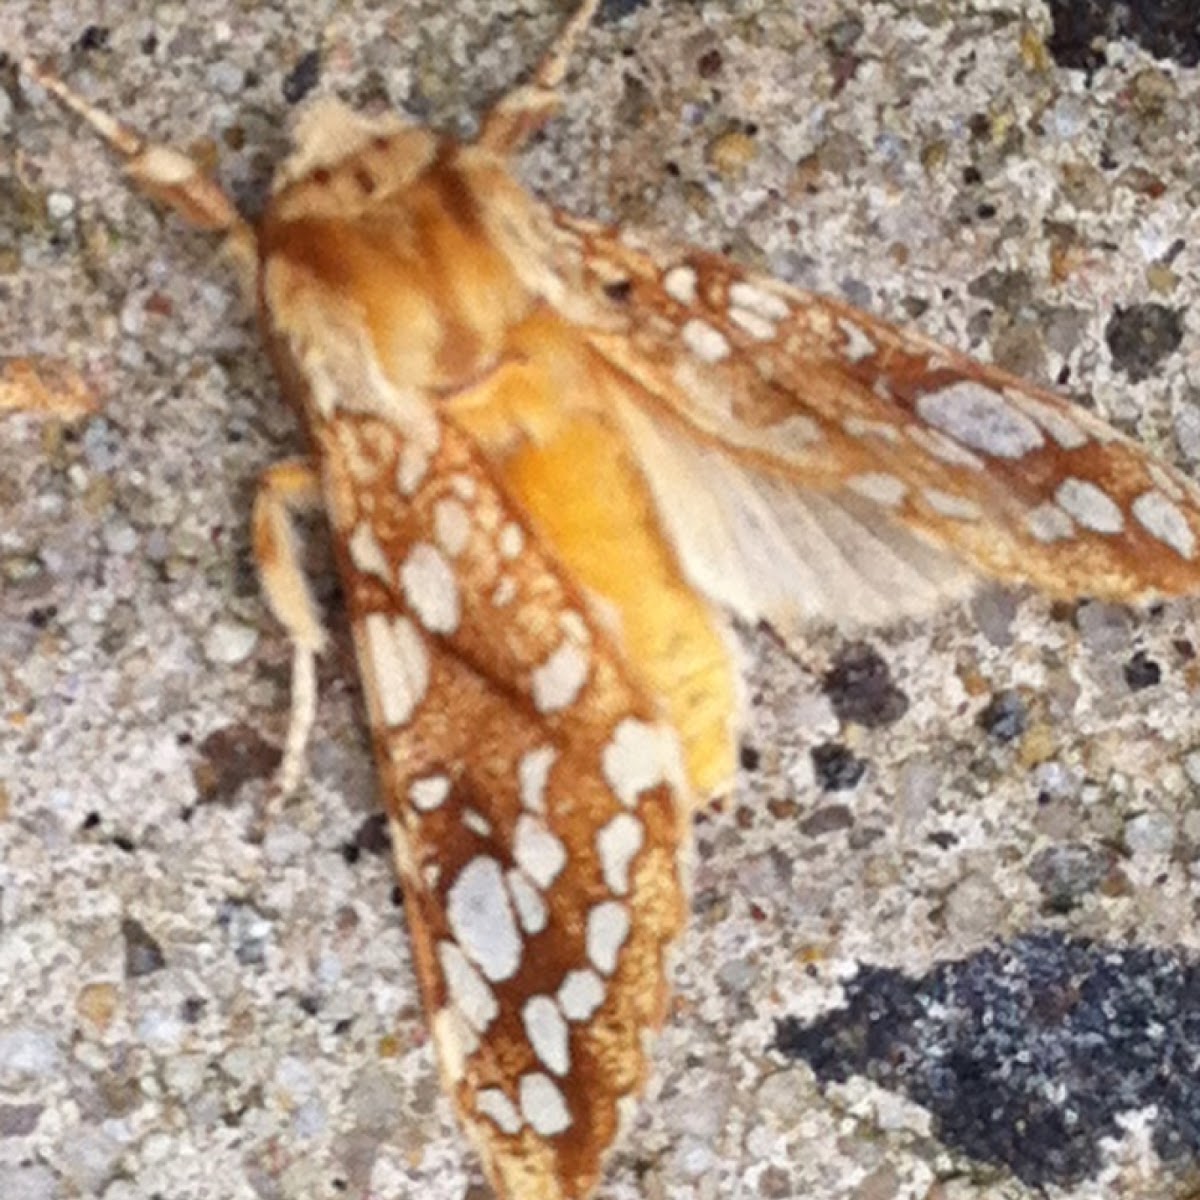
771 414 823 449
602 718 670 807
531 641 589 713
519 746 556 814
1056 477 1124 534
847 473 907 508
922 487 982 521
396 443 430 496
559 610 590 645
348 523 391 581
409 774 451 812
1026 502 1075 543
522 995 571 1077
586 901 630 976
492 576 517 607
514 814 567 889
727 305 777 341
519 1072 572 1136
433 498 472 558
431 1006 476 1084
844 416 902 444
506 868 548 934
728 280 790 321
1132 490 1195 558
1148 463 1185 503
906 424 986 469
838 318 876 362
681 318 731 364
446 857 522 982
438 940 499 1032
1004 389 1089 450
596 813 644 896
450 473 477 501
400 542 460 634
463 809 493 839
363 614 428 727
663 265 698 306
916 381 1043 459
498 523 524 560
476 1087 523 1135
557 969 605 1022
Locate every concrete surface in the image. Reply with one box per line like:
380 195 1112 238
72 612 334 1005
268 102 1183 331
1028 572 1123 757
4 1 1200 1198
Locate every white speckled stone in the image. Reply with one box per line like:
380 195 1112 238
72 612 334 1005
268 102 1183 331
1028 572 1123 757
1124 812 1176 856
203 619 260 666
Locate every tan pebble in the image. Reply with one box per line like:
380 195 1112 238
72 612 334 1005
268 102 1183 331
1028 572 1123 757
707 129 756 177
76 981 120 1031
1018 723 1057 768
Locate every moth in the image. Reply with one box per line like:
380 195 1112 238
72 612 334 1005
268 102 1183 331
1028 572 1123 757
16 2 1200 1197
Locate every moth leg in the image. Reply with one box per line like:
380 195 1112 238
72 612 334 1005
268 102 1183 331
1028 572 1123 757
251 458 329 798
0 357 96 419
476 0 601 155
19 60 258 293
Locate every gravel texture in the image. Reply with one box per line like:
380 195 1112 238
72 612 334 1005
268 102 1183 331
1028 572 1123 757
5 2 1200 1198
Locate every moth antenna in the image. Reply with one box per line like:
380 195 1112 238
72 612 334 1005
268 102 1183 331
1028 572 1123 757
530 0 603 93
20 59 258 292
476 0 601 155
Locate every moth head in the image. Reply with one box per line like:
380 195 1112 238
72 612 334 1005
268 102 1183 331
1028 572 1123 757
272 96 437 205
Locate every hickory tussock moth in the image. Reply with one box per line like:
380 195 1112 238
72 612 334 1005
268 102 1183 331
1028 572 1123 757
10 3 1200 1198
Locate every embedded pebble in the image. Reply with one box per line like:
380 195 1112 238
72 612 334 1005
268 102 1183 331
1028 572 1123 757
0 1030 60 1081
1030 760 1078 800
274 1055 317 1104
8 1165 58 1200
970 586 1018 647
977 690 1027 742
665 1078 731 1139
46 191 76 221
137 1009 184 1052
756 1069 813 1126
1075 601 1133 653
59 1125 122 1194
1123 812 1176 855
206 61 246 95
1122 651 1161 691
822 644 908 727
1184 750 1200 789
0 1103 41 1136
810 744 866 792
203 620 260 666
220 901 274 965
1029 843 1109 909
102 522 139 556
122 917 166 977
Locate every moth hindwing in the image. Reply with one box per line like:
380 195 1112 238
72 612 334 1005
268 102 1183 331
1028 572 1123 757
17 2 1200 1199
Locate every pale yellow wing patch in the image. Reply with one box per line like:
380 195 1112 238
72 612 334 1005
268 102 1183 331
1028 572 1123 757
442 308 742 798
